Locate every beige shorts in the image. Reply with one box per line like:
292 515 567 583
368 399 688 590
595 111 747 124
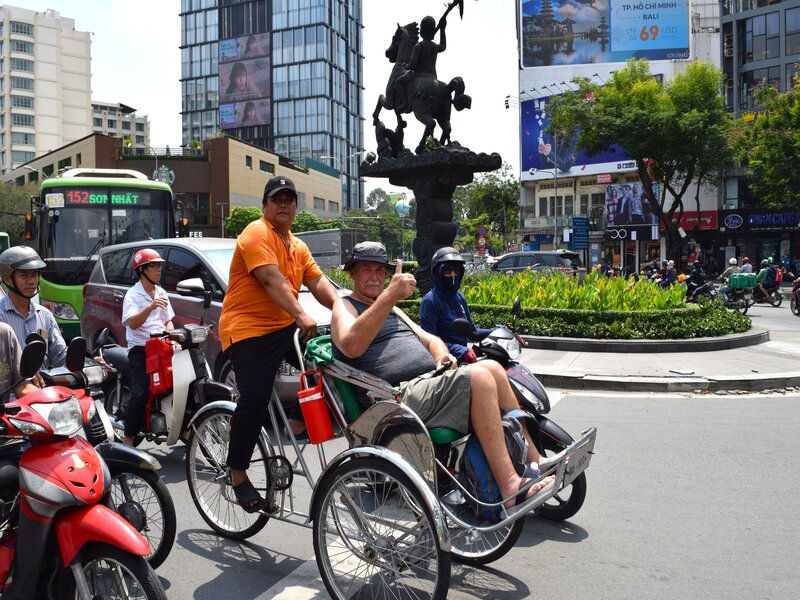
399 367 472 433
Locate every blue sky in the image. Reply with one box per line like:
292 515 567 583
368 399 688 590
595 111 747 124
33 0 520 195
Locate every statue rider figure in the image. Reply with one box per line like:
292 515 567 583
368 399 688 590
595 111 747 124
397 16 446 103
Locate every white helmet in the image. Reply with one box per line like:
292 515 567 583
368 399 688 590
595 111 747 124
729 257 738 266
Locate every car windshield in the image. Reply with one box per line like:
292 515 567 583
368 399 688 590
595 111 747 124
201 247 235 285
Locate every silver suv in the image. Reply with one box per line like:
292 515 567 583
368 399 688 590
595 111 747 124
81 237 341 393
491 250 583 274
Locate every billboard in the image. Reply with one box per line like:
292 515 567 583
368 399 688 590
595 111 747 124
519 0 689 67
605 182 659 229
219 32 271 129
521 93 627 175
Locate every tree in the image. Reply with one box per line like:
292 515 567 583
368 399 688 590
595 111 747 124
549 59 733 255
365 188 389 210
292 210 332 233
0 184 35 245
731 80 800 209
224 206 261 238
452 163 519 253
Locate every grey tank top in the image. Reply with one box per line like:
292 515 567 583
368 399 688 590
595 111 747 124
332 297 436 386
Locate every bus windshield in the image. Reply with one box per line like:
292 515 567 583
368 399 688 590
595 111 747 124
41 187 174 258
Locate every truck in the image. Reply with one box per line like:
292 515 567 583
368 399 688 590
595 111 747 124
295 228 367 270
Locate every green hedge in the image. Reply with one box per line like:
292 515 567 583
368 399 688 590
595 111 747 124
397 298 750 340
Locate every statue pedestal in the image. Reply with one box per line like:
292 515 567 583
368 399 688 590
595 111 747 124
360 144 501 293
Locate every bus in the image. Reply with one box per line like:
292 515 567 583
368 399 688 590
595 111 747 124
24 168 176 340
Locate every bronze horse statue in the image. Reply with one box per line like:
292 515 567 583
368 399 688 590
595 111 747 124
372 21 471 155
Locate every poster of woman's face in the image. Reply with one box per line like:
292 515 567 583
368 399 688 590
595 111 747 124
219 57 271 105
219 99 271 129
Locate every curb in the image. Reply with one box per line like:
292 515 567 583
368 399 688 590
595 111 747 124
533 370 800 393
521 326 769 353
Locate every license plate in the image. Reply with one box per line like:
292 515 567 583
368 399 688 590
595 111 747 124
561 429 596 488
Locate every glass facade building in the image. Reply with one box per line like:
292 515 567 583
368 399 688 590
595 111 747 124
180 0 364 209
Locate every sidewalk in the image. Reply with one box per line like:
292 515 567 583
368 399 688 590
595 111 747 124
520 313 800 393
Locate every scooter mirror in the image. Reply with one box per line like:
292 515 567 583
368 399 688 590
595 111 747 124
19 339 46 379
65 337 87 373
25 332 45 346
95 328 114 348
512 296 522 317
452 318 473 336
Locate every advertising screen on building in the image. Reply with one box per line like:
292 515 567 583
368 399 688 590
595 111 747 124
519 0 689 67
218 32 271 129
521 93 627 175
604 182 659 229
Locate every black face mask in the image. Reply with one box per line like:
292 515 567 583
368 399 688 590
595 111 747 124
437 264 463 292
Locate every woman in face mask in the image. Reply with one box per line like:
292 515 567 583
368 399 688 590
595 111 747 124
419 247 492 363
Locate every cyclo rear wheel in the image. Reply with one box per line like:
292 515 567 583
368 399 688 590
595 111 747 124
313 456 450 600
185 407 271 540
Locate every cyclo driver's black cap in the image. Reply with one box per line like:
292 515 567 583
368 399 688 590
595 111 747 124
343 241 396 271
262 176 297 203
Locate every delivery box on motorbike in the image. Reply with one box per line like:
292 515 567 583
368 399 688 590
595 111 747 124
145 337 174 395
731 272 756 288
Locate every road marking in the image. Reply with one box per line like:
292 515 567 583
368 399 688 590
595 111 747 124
254 556 323 599
547 390 565 407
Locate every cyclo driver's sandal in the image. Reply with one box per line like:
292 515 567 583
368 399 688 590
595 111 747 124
231 477 267 513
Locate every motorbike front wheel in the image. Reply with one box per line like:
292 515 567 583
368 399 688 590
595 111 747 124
536 434 587 522
106 468 177 569
185 407 271 540
791 296 800 316
313 457 450 600
59 542 167 600
770 290 783 307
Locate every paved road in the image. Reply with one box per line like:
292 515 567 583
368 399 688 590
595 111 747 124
148 389 800 599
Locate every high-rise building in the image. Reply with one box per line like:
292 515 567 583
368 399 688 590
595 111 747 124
179 0 364 210
91 101 151 147
0 6 92 175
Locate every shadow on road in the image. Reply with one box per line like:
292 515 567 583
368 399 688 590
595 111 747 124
515 516 589 549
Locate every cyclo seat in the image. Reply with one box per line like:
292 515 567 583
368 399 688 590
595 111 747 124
303 335 463 445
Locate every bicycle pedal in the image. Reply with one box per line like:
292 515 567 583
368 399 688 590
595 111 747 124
266 456 293 491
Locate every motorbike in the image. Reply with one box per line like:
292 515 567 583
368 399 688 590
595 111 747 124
94 278 235 447
0 338 166 599
452 297 587 521
790 276 800 316
752 282 783 307
37 342 176 570
708 284 749 315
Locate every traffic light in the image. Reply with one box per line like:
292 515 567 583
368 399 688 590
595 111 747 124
178 218 189 237
23 214 37 240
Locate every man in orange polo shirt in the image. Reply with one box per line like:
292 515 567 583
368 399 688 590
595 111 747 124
220 175 339 512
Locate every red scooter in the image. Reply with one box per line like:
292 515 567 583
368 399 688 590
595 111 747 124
791 276 800 316
0 339 166 599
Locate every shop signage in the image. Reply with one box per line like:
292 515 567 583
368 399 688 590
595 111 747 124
596 174 612 184
719 209 800 231
658 210 718 231
571 217 590 249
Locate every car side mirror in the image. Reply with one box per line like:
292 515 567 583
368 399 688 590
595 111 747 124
65 337 87 373
176 277 206 298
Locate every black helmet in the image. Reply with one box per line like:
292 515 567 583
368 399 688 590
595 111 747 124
430 247 464 275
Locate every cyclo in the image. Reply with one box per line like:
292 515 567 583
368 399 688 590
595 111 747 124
185 330 597 599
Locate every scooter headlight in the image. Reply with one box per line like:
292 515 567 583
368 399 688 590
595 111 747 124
30 395 84 436
189 326 208 344
496 336 521 361
82 364 107 386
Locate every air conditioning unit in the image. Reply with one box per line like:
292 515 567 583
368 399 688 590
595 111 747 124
724 48 733 58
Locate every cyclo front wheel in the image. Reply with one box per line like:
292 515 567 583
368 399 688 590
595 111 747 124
185 407 271 540
449 514 524 566
313 456 450 600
